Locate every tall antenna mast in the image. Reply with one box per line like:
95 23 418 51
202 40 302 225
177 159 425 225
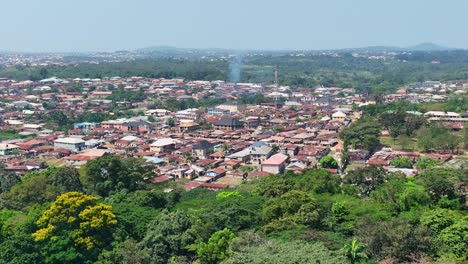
274 64 279 108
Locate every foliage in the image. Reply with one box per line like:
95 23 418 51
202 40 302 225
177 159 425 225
344 166 388 196
343 238 368 264
224 239 348 264
415 157 439 170
139 210 196 264
32 192 117 263
417 167 464 202
390 157 413 169
191 228 237 264
320 156 339 169
339 117 381 152
417 124 461 153
83 156 153 197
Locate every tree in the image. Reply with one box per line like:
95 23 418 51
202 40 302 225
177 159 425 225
415 157 438 170
390 157 413 169
165 117 175 127
294 169 342 194
435 216 468 260
96 239 149 264
224 239 347 264
417 124 460 153
356 218 433 262
83 156 153 197
262 190 320 228
0 164 20 193
343 238 368 264
420 208 456 234
46 166 83 193
320 156 339 169
191 228 237 264
344 166 388 196
339 118 381 152
182 153 194 164
417 167 463 201
398 179 431 211
220 144 232 153
139 210 195 264
32 192 117 263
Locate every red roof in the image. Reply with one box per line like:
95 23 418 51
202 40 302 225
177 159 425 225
262 153 288 166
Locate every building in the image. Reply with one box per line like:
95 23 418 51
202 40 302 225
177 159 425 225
150 138 181 153
261 153 289 174
54 137 86 152
214 116 243 130
0 143 19 156
207 108 230 115
217 101 243 113
331 111 346 122
192 140 215 159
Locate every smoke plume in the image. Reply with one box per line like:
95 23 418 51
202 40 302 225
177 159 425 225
229 56 243 83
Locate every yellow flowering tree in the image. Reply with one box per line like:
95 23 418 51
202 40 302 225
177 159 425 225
32 192 117 263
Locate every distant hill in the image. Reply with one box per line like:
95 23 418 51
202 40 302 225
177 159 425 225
406 42 455 51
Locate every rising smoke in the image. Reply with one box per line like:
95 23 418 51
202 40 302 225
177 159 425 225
228 56 243 83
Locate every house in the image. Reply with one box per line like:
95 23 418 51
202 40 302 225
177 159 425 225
192 140 215 159
261 153 289 174
54 137 86 152
150 138 181 153
331 111 346 122
0 143 19 156
214 116 244 130
249 144 273 164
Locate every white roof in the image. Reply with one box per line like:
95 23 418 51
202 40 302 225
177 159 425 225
121 135 140 142
150 138 181 147
332 111 346 117
54 137 85 144
0 143 19 150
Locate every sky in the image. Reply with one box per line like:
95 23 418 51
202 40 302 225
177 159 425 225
1 0 467 52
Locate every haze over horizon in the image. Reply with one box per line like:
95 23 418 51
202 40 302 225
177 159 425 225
2 0 467 52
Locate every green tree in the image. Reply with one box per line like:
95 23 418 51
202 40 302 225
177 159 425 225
139 210 195 264
191 228 237 264
339 118 381 152
83 156 153 197
320 156 339 169
344 166 388 196
225 239 347 264
166 117 175 127
417 167 463 201
46 166 83 193
415 157 439 170
435 216 468 260
390 157 413 169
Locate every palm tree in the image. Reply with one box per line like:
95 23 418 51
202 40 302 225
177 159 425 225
183 153 194 164
271 144 280 153
220 144 231 153
343 238 368 264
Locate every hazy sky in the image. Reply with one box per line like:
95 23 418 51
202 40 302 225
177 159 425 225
1 0 466 52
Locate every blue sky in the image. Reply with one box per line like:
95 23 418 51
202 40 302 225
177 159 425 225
1 0 466 52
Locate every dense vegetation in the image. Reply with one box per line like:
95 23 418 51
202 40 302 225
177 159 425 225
4 50 468 92
0 156 466 263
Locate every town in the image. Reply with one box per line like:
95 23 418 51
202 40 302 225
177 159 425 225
1 75 466 193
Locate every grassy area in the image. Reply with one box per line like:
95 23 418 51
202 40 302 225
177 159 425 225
380 136 420 151
0 130 22 141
